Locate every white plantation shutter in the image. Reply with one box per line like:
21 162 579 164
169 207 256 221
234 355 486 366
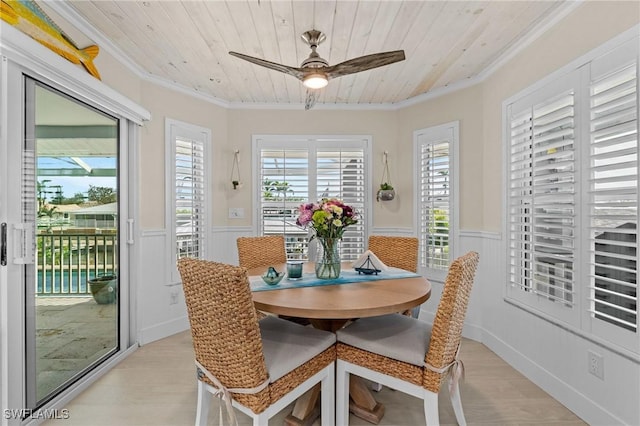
167 119 210 282
415 122 458 278
508 108 534 293
259 148 309 259
507 88 577 315
419 141 450 270
531 92 576 306
256 137 368 261
317 148 366 259
589 63 638 332
175 137 206 260
506 36 638 348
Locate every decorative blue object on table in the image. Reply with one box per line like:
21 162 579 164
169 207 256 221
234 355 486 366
261 267 285 285
251 267 420 292
286 261 303 279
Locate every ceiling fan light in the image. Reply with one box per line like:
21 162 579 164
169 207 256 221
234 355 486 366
303 73 328 89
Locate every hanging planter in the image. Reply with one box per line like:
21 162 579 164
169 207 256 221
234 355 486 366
377 182 395 201
230 150 243 190
376 152 396 202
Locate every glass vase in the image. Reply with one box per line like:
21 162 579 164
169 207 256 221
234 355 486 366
315 237 341 279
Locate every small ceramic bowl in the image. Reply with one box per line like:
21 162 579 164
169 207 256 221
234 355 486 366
261 271 285 285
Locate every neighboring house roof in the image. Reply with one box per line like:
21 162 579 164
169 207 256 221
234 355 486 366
71 202 117 215
43 203 82 213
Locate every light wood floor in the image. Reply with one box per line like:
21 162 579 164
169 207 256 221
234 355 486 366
43 331 586 426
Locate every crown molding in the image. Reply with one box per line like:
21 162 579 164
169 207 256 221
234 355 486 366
227 100 396 111
146 74 230 108
47 0 584 112
0 22 150 124
475 0 584 82
46 1 232 109
45 1 148 80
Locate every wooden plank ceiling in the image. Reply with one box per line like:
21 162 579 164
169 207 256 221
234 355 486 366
64 0 566 108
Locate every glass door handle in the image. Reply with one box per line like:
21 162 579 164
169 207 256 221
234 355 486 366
1 223 6 266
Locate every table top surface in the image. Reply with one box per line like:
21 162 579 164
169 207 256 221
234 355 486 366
248 262 431 319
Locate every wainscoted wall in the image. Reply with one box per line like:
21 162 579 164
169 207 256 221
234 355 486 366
457 232 636 425
210 226 255 265
137 229 187 345
136 227 636 425
137 226 494 346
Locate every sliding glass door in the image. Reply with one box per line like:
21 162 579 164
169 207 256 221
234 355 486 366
1 30 147 422
23 77 120 408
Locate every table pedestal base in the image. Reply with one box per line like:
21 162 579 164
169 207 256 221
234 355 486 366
283 384 320 426
282 376 384 426
282 318 385 425
349 400 385 424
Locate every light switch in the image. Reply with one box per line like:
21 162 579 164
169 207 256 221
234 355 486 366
229 207 244 219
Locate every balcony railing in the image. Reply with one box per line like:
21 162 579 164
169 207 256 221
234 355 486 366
37 231 117 296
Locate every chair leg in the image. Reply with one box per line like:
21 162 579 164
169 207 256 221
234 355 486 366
336 361 350 426
195 380 211 426
449 378 467 426
253 412 268 426
423 390 440 426
320 363 335 426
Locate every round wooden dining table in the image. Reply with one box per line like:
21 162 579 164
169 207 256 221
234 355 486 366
248 262 431 426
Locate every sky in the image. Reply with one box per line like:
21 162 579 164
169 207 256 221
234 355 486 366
37 156 117 199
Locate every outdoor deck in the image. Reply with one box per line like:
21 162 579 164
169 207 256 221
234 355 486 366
35 297 117 401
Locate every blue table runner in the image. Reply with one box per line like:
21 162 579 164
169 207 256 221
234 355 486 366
250 267 420 292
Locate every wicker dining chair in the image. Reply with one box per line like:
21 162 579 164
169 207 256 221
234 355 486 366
367 235 419 273
178 258 336 426
237 235 304 322
237 235 287 271
335 251 479 426
368 235 420 317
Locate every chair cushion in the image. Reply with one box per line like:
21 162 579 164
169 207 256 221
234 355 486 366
259 316 336 382
336 313 431 367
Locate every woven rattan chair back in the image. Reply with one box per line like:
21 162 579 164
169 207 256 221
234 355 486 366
368 235 419 272
423 251 479 393
237 235 287 270
177 257 271 412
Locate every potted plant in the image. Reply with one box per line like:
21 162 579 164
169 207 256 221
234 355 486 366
376 182 395 201
88 274 117 304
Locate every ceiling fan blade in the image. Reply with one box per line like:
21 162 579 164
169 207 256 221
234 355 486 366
324 50 405 79
229 52 304 80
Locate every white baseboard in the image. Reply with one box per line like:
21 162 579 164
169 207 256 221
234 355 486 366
481 329 624 426
138 316 190 346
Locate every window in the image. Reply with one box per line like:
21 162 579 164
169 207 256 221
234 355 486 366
414 122 459 281
254 136 370 261
507 81 578 323
166 119 210 282
589 62 638 333
505 36 638 350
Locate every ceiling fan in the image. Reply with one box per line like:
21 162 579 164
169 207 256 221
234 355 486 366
229 30 405 109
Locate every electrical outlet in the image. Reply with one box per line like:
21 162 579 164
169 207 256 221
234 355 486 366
169 289 179 305
588 350 604 379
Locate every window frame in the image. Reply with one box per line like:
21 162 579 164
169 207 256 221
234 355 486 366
252 134 372 261
503 31 639 353
165 118 212 283
413 121 460 283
